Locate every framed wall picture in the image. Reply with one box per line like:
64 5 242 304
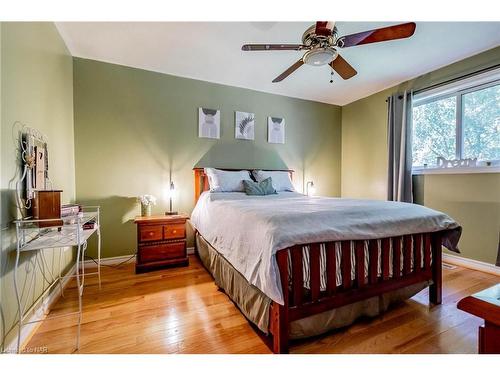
198 108 220 139
235 111 255 140
268 116 285 144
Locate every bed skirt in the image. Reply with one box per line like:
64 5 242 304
195 233 429 339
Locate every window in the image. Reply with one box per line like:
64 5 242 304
412 69 500 170
462 85 500 161
413 96 457 167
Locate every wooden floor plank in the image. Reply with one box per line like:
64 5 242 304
25 255 499 354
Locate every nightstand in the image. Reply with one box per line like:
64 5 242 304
457 283 500 354
134 214 189 273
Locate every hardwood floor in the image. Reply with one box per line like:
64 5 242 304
26 255 499 354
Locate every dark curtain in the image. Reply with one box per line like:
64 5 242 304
496 232 500 267
387 91 413 203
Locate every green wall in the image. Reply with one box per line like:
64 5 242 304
73 58 342 258
0 22 75 349
413 174 500 264
342 47 500 264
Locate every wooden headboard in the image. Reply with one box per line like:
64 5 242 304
193 168 294 203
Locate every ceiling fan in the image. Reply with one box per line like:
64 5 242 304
242 22 416 83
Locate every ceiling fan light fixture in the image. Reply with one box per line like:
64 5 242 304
303 47 338 66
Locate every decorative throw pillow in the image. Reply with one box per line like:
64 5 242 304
204 168 251 192
242 177 277 196
252 170 295 192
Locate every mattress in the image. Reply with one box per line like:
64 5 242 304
190 191 460 304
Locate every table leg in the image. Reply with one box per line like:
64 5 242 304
13 247 22 354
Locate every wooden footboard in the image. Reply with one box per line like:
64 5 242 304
269 231 443 353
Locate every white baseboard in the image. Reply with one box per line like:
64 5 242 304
3 263 77 353
83 254 135 267
83 249 195 267
443 253 500 276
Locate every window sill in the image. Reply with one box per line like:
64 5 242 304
412 166 500 175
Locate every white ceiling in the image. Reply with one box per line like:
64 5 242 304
56 22 500 106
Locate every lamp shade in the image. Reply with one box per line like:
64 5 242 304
306 181 316 196
165 181 178 215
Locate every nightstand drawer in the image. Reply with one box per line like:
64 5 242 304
140 242 186 263
139 225 163 242
163 224 185 240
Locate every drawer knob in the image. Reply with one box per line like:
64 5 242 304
149 232 154 236
172 230 177 234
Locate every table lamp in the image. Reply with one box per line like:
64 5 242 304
306 181 316 196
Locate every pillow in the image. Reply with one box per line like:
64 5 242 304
252 170 295 192
242 177 277 196
204 168 251 192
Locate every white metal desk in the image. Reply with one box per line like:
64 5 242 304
13 206 101 353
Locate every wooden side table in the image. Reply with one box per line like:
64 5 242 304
457 283 500 354
134 214 189 273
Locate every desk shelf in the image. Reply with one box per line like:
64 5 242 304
20 226 99 251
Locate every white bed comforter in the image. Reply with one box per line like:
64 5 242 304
190 192 461 304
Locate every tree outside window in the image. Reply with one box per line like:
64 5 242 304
412 81 500 167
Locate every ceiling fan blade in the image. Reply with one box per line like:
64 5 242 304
337 22 416 48
242 44 305 51
315 21 335 37
272 59 304 83
330 55 357 80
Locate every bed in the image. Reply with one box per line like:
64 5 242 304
190 168 461 353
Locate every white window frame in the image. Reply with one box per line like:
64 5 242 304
412 67 500 175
